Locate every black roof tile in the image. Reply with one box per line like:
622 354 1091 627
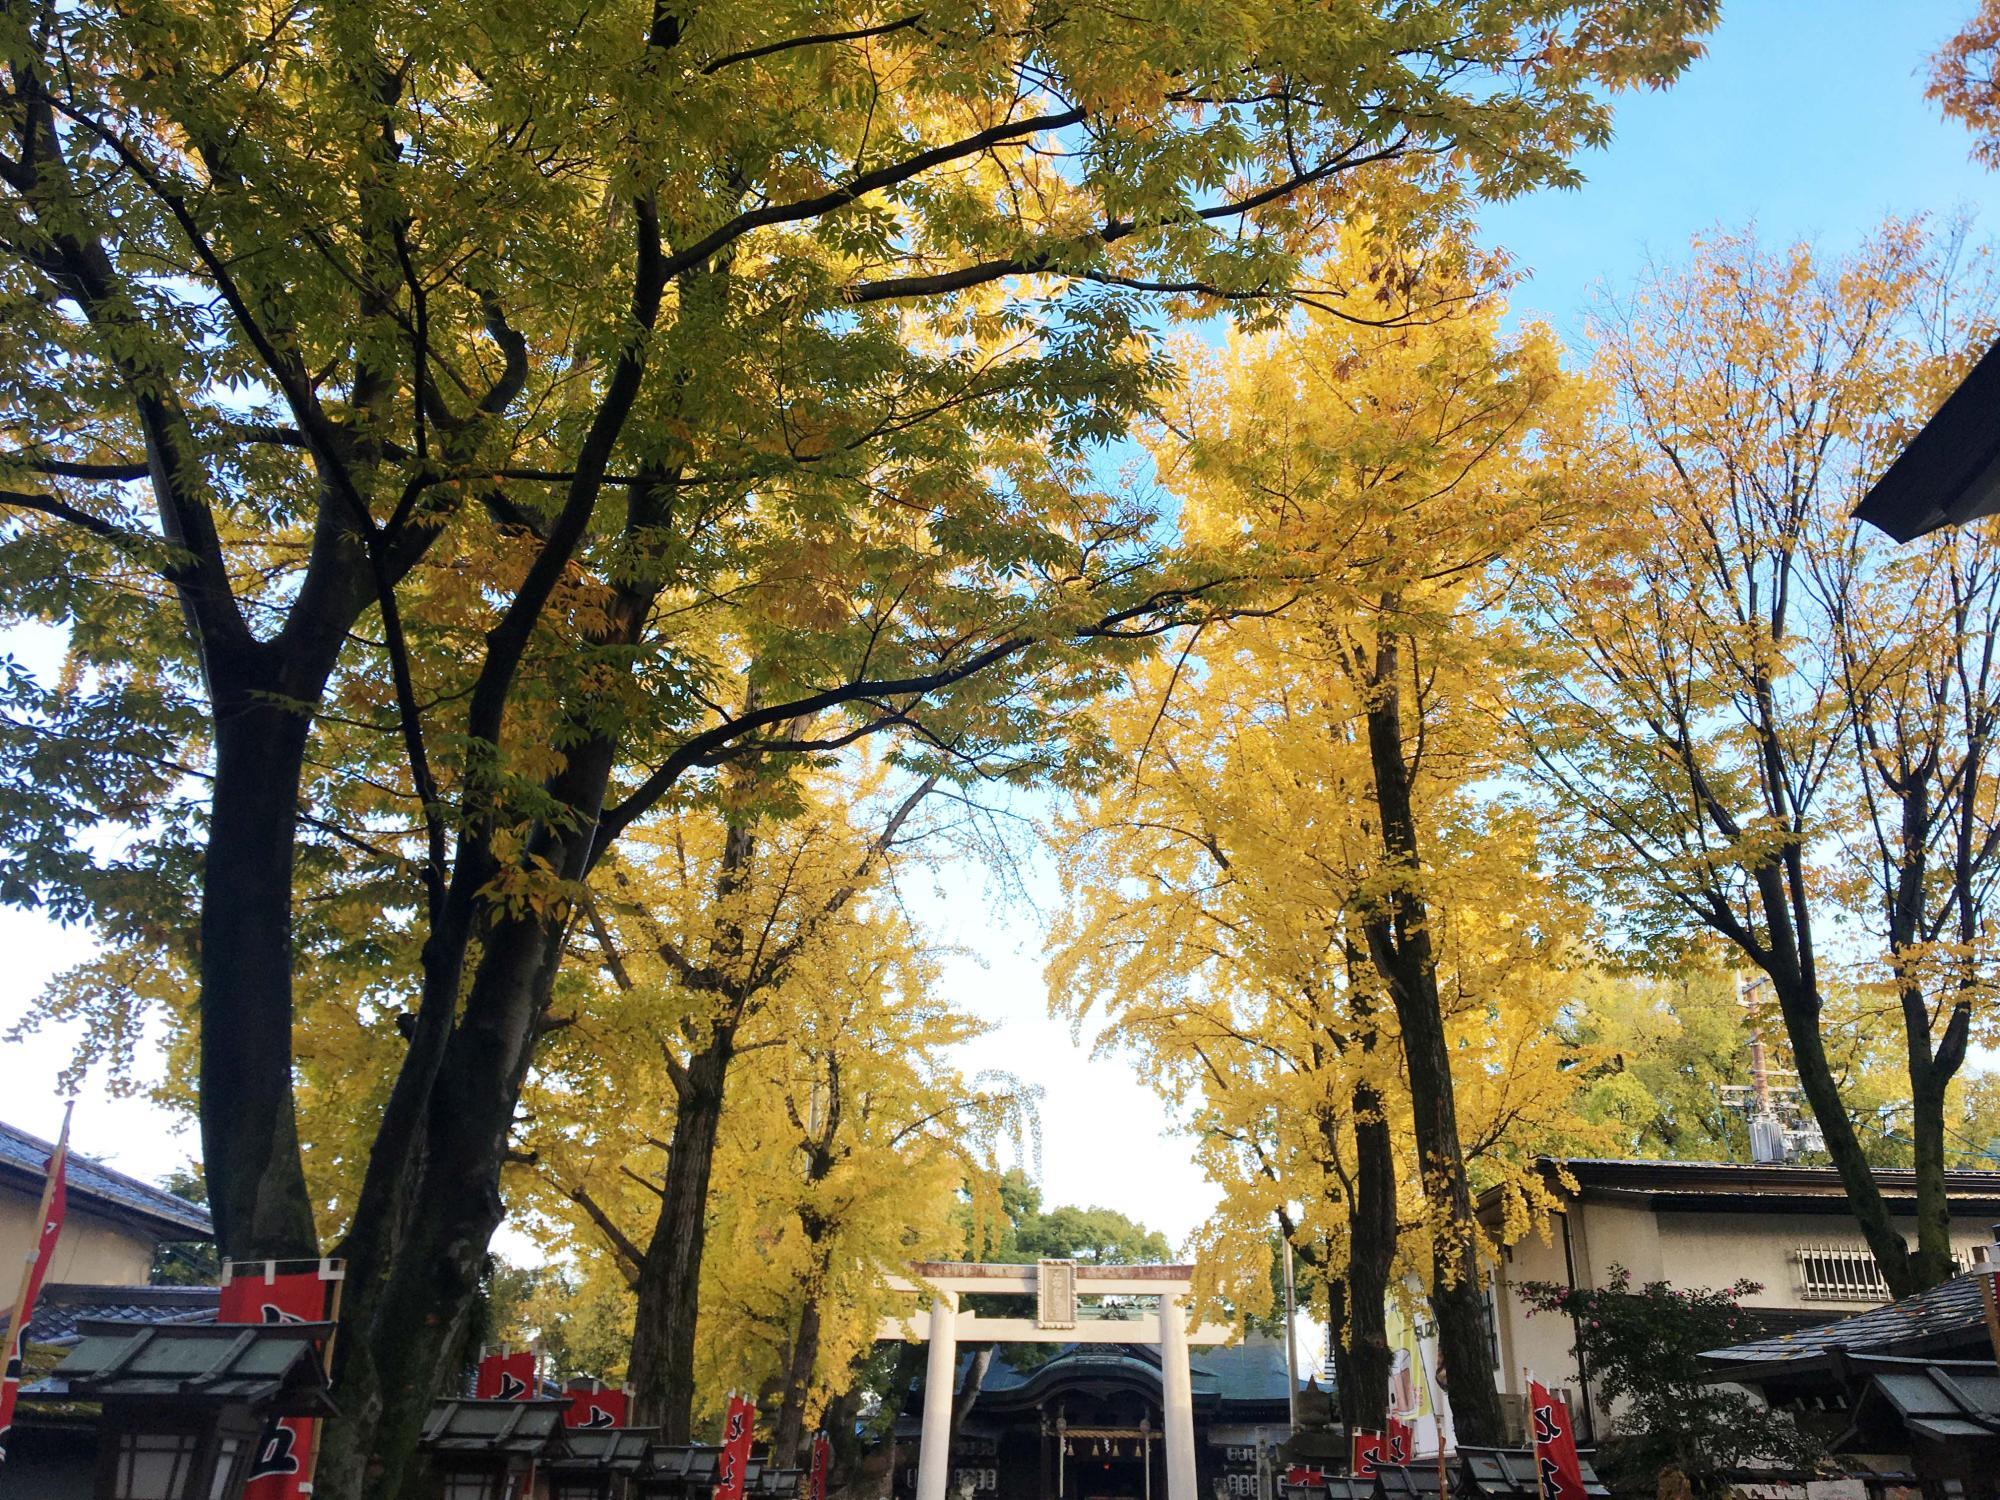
1700 1273 1992 1373
0 1120 210 1240
27 1283 219 1347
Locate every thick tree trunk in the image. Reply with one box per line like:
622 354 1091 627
1355 629 1504 1447
1339 1078 1396 1436
1909 1066 1956 1286
316 898 574 1499
198 679 323 1262
631 1035 735 1441
320 720 627 1500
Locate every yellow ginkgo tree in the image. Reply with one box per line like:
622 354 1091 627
1053 225 1601 1443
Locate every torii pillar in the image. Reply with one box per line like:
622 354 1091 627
1158 1288 1197 1500
914 1288 958 1500
880 1262 1229 1500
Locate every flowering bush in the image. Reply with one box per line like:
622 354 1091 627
1516 1267 1820 1491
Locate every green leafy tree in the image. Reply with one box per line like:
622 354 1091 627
1 0 1715 1490
980 1173 1173 1264
1564 968 1752 1162
1516 1269 1818 1493
148 1166 223 1287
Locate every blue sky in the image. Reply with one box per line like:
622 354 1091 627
3 0 1995 1251
1484 0 1991 344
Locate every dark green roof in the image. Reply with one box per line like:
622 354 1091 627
1835 1355 2000 1446
1456 1449 1610 1500
54 1320 335 1415
419 1398 568 1457
548 1427 657 1473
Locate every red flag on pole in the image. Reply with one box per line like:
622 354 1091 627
808 1430 832 1500
475 1348 538 1401
1385 1413 1413 1465
563 1380 630 1429
0 1106 70 1465
219 1258 344 1500
714 1393 758 1500
1527 1378 1585 1500
1350 1430 1384 1477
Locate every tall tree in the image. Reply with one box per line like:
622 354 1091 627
1519 225 2000 1294
521 766 1032 1454
0 1 1714 1489
1094 227 1593 1442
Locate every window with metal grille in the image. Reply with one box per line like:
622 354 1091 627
1791 1244 1968 1301
1794 1244 1892 1301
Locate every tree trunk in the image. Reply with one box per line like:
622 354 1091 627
320 718 629 1499
316 894 575 1499
1355 628 1504 1446
1761 947 1923 1299
631 1034 735 1440
773 1293 825 1468
1910 1065 1956 1286
949 1345 992 1446
1339 1077 1396 1436
313 494 675 1499
198 675 323 1262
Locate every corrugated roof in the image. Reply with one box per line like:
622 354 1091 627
0 1120 210 1240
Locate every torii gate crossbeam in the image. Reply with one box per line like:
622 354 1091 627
877 1262 1231 1500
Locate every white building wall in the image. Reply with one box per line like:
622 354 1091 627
1486 1194 1999 1442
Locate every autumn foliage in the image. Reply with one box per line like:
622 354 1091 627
22 0 2000 1488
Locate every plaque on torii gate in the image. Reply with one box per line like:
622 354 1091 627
877 1261 1231 1500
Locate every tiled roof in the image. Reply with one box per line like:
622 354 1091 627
27 1282 220 1347
955 1336 1297 1403
1192 1338 1298 1404
1699 1273 1991 1372
0 1120 210 1240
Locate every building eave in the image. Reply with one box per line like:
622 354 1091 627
1854 333 2000 541
1475 1156 2000 1220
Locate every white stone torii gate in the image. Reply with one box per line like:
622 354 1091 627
878 1262 1231 1500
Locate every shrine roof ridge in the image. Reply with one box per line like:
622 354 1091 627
904 1261 1195 1280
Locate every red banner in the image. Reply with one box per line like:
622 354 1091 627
1527 1379 1585 1500
808 1431 831 1500
475 1349 538 1401
219 1259 342 1500
1350 1430 1383 1477
713 1392 758 1500
1385 1413 1413 1465
0 1124 69 1464
564 1382 630 1429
